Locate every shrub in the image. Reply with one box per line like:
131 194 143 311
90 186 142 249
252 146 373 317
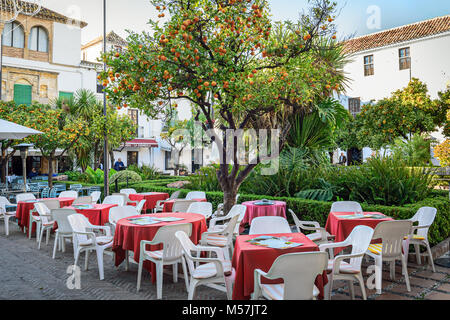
109 170 142 185
64 170 82 181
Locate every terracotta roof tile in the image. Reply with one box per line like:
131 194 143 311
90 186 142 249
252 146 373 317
1 0 88 28
343 15 450 54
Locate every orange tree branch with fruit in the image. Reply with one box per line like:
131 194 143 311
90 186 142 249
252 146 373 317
100 0 343 213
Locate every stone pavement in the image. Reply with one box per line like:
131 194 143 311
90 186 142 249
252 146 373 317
0 220 449 300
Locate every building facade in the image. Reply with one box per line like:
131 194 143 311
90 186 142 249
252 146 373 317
1 4 98 176
338 15 450 164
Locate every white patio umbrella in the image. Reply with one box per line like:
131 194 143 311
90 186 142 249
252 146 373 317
0 119 42 191
0 118 42 140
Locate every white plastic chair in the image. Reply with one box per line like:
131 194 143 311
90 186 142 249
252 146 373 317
120 188 137 196
187 202 213 220
185 191 206 200
200 215 240 261
365 220 413 294
209 204 247 236
72 196 93 205
59 191 78 199
249 216 292 235
29 199 60 240
52 209 76 259
289 209 333 246
175 230 235 300
16 193 36 203
404 207 437 272
68 214 113 280
213 194 241 218
137 223 192 299
113 193 138 206
330 201 363 213
102 195 125 207
0 196 17 236
135 200 147 214
34 202 56 250
109 206 138 232
172 199 198 213
319 225 374 300
91 191 101 204
155 191 180 213
252 252 328 300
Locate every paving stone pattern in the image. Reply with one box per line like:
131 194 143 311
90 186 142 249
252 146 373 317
0 220 449 300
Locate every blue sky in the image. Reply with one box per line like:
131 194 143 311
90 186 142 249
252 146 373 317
41 0 450 44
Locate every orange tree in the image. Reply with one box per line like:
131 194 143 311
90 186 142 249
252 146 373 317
23 104 89 187
0 102 32 183
357 79 438 150
101 0 343 212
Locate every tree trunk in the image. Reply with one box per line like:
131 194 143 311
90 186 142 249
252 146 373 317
47 154 54 188
222 182 238 216
109 149 115 171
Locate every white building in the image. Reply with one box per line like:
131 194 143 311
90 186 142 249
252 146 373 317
81 31 212 175
339 14 450 164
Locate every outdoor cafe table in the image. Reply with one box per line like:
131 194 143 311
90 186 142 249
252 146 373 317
241 201 287 230
64 204 118 226
128 192 170 211
113 212 208 283
162 198 207 212
325 212 394 255
16 197 75 234
231 233 328 300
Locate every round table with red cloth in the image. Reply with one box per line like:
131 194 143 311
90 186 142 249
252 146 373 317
231 233 328 300
64 204 118 226
325 212 394 255
16 197 75 234
162 198 207 212
113 212 208 283
241 200 287 227
128 192 169 211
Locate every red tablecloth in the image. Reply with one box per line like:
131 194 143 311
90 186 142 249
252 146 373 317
129 192 169 211
232 233 328 300
113 212 208 283
325 212 394 254
162 198 207 212
241 201 287 226
64 204 118 226
16 197 75 234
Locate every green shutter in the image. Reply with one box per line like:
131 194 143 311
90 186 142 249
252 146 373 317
59 91 73 102
13 84 32 106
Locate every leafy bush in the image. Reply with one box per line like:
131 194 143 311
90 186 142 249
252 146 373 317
64 171 82 181
109 170 142 185
83 166 117 184
128 164 161 180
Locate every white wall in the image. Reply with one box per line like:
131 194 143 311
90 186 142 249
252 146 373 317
344 32 450 101
52 23 82 67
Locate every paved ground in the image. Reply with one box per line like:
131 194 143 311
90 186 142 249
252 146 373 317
0 219 449 300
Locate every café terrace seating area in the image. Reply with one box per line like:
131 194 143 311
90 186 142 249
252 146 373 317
0 184 446 301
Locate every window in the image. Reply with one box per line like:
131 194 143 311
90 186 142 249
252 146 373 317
13 84 32 105
127 151 138 167
399 47 411 70
2 21 25 48
348 98 361 118
28 26 49 52
128 109 139 136
364 55 374 76
165 151 174 170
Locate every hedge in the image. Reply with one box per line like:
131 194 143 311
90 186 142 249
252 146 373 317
60 178 450 247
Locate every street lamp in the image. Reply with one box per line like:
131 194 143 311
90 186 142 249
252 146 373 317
102 0 109 197
14 143 33 192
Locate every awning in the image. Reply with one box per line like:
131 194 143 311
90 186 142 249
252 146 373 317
0 119 42 140
125 139 158 148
